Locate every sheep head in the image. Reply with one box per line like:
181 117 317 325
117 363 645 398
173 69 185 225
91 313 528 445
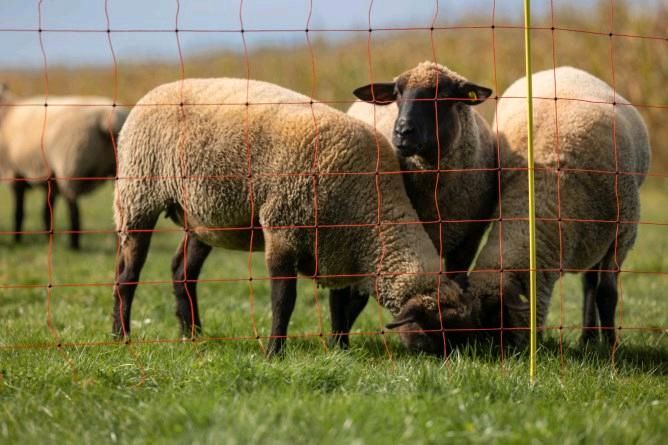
387 279 481 355
352 61 492 166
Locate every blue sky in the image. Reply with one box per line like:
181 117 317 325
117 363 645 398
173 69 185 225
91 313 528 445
0 0 616 68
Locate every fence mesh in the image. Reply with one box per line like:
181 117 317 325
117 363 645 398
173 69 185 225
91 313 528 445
0 0 666 383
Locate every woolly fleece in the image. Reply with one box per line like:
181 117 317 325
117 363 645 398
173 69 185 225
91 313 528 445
114 78 462 315
0 94 128 200
469 66 651 340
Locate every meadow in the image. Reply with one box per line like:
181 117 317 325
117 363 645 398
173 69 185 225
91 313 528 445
1 1 667 444
0 180 666 443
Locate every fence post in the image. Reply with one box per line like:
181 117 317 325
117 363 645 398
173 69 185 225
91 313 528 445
523 0 538 383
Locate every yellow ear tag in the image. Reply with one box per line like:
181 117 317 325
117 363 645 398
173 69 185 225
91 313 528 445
468 91 478 100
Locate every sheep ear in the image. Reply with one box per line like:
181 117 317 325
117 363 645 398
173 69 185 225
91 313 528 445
454 82 492 106
386 316 415 330
353 83 396 105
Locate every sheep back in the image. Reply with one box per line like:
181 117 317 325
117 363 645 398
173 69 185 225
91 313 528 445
487 66 650 273
115 78 441 301
467 67 651 332
0 95 126 199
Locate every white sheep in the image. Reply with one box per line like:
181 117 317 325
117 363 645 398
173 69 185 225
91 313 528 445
113 77 468 356
451 66 651 348
0 84 128 249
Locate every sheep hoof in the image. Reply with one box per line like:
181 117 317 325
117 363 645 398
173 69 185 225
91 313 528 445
180 324 202 339
111 332 130 343
111 323 130 341
580 330 601 346
328 333 350 350
602 331 618 350
266 338 286 358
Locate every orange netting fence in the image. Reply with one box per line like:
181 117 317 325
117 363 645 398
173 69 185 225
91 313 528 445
0 0 666 382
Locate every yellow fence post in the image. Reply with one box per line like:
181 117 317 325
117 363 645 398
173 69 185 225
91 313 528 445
523 0 538 383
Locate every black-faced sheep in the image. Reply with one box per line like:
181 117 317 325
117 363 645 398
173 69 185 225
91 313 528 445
390 66 651 352
350 61 498 279
113 77 469 356
333 62 498 348
0 84 128 249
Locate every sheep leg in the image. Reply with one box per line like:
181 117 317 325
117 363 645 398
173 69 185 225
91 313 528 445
500 276 532 348
66 198 81 250
445 227 487 287
12 180 27 243
329 287 370 349
347 290 369 332
265 245 298 357
171 234 212 337
329 287 352 348
43 182 57 237
112 229 155 338
580 270 600 344
503 283 552 349
596 271 618 347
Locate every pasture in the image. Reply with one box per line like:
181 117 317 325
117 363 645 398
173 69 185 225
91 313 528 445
0 179 666 444
1 1 667 443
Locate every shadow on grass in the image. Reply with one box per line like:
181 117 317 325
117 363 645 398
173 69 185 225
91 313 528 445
238 329 668 376
539 335 668 375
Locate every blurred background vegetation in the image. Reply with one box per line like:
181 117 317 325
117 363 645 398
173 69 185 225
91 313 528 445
1 0 666 171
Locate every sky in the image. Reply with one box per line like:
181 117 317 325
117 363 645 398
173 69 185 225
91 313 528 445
0 0 619 68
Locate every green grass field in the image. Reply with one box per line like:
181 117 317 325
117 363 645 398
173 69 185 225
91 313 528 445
0 176 666 444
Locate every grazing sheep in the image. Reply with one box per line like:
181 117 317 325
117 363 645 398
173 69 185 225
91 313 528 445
113 77 470 356
391 66 651 352
333 62 498 348
0 84 128 249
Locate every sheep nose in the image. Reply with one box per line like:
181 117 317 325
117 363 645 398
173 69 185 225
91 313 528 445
394 119 415 137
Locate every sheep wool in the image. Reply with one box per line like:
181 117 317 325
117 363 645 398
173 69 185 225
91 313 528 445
468 66 650 345
0 95 127 199
113 78 464 342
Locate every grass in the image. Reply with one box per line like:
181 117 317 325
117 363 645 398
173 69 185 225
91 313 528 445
0 177 666 444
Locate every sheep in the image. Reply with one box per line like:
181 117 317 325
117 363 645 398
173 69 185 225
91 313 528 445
0 84 128 249
350 61 498 278
112 77 470 356
389 66 651 352
331 62 498 347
